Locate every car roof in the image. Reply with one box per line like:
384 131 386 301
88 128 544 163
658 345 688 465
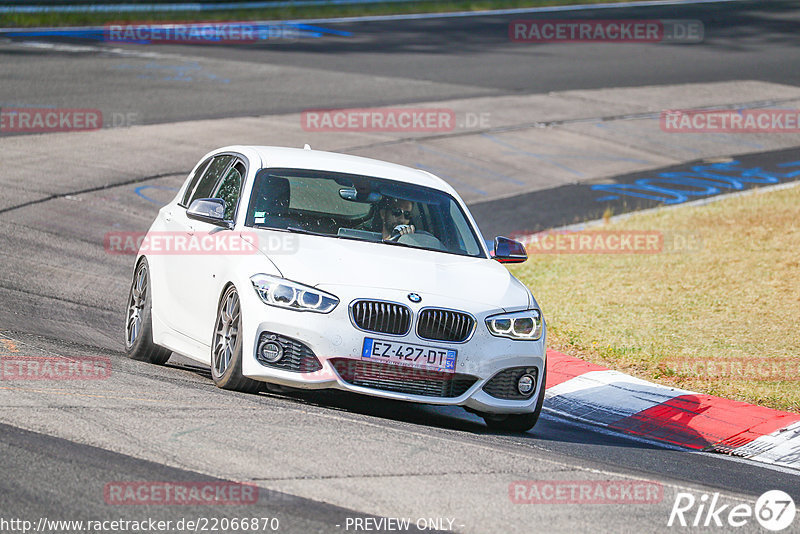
218 145 455 194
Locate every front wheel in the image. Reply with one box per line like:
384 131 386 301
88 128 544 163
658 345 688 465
211 285 262 394
125 258 171 365
482 365 547 432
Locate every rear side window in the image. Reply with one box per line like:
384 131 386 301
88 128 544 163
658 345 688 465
179 157 212 207
185 154 234 207
212 162 245 220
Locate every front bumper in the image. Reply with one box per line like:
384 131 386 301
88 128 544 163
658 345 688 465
239 284 546 414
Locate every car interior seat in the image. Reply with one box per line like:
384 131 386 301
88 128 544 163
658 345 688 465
253 175 292 228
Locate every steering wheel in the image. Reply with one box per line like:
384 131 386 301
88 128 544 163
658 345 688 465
386 226 437 243
386 224 412 242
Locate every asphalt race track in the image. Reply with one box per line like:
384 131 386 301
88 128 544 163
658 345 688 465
1 1 800 532
2 1 800 123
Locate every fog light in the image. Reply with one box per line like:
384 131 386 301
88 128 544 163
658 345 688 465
517 374 535 395
259 337 284 363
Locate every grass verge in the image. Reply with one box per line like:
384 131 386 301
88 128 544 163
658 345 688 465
2 0 638 28
510 184 800 412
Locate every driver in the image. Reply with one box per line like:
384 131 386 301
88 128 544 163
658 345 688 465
379 197 416 240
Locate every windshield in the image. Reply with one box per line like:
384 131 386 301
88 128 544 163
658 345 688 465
244 168 485 258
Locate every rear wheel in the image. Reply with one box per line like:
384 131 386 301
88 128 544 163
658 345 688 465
482 364 547 432
125 258 171 365
211 285 262 394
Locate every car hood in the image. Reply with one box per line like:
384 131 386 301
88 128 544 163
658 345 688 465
250 231 531 309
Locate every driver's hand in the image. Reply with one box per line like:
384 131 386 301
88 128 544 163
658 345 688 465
393 224 415 236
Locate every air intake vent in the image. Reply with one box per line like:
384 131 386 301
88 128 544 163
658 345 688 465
417 308 475 342
330 359 477 398
483 367 539 400
256 332 322 373
350 300 411 336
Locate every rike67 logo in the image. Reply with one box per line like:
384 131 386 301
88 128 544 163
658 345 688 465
668 490 796 531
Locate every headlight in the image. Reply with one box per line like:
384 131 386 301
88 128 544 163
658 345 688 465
250 274 338 313
486 309 543 340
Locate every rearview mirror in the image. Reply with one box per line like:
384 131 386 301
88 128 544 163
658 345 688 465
493 236 527 264
186 198 233 229
339 187 382 203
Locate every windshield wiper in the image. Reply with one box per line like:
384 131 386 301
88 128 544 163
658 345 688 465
286 226 376 243
286 226 328 236
252 224 291 232
381 238 459 256
258 225 422 246
252 225 330 237
380 239 416 249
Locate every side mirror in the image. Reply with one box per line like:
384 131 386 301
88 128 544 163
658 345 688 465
493 236 527 264
187 198 233 229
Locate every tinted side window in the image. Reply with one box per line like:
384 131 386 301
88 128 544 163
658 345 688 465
188 155 234 206
179 157 212 207
212 162 244 220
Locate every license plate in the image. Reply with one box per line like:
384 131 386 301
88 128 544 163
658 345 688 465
361 338 457 373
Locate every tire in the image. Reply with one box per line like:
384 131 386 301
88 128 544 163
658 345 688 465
211 285 262 394
482 364 547 432
125 258 172 365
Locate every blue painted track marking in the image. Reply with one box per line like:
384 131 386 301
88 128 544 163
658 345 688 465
0 23 351 41
591 159 798 205
135 185 179 204
0 0 420 14
776 161 800 177
0 0 739 16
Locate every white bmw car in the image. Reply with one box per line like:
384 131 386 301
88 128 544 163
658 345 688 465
125 145 547 431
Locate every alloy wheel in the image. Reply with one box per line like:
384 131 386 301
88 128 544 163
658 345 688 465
126 262 148 347
213 288 240 376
